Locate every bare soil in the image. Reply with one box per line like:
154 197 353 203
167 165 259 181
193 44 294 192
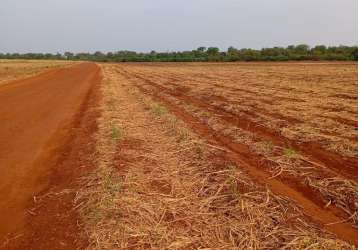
0 63 101 249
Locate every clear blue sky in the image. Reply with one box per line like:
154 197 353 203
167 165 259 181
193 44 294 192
1 0 357 53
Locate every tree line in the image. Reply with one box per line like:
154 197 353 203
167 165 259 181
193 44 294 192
1 44 358 62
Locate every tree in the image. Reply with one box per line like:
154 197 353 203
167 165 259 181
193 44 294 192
197 47 206 52
351 47 358 61
227 46 238 55
294 44 310 54
0 44 357 62
64 52 74 60
227 46 239 61
287 45 295 50
94 51 104 57
312 45 327 54
207 47 219 56
206 47 220 61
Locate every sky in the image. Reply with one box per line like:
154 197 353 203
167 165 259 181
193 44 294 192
1 0 358 53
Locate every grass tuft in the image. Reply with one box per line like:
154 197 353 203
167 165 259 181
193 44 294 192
111 124 123 140
150 103 167 116
283 148 296 157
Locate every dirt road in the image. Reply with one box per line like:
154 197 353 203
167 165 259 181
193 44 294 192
0 63 101 243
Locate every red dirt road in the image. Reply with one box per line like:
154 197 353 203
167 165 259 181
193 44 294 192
0 63 101 243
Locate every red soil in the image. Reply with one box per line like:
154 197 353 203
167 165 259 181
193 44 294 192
0 63 101 249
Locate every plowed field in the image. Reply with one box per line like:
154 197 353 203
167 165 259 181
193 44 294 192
101 62 357 246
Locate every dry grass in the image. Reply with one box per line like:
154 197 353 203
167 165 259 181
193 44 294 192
116 62 358 220
0 59 74 84
75 64 355 249
118 62 358 158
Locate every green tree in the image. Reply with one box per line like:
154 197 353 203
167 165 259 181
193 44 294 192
1 44 357 62
206 47 220 61
312 45 327 54
227 46 239 61
351 48 358 61
294 44 310 54
64 52 74 60
197 47 206 52
207 47 219 56
227 46 238 55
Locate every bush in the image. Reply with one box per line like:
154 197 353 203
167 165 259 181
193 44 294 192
351 48 358 61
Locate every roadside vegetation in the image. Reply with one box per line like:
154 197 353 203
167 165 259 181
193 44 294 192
1 44 358 62
0 59 73 84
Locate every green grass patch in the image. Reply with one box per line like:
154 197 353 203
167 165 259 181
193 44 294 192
150 103 167 117
111 124 124 140
283 148 296 157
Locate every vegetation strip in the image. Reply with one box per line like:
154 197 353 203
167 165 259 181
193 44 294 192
2 45 358 62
